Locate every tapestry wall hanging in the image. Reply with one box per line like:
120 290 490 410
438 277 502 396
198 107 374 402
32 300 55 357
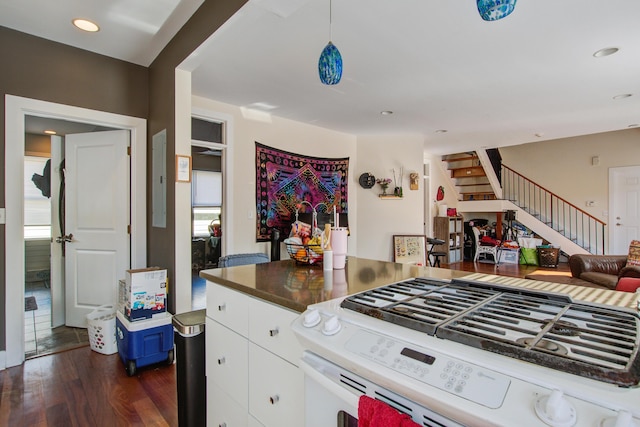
255 142 349 242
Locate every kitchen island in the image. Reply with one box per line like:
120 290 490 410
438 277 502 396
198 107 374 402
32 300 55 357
199 257 465 427
200 256 466 313
200 257 639 427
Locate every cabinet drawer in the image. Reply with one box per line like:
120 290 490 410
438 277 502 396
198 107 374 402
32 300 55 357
248 344 304 427
248 415 264 427
206 318 248 408
207 282 249 336
248 299 302 364
208 380 248 427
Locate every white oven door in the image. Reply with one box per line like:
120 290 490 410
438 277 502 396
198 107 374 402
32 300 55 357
300 352 463 427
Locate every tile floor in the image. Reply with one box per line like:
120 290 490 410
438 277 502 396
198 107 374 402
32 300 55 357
24 280 89 359
23 274 206 360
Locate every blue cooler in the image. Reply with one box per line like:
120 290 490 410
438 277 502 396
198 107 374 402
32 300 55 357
116 311 174 376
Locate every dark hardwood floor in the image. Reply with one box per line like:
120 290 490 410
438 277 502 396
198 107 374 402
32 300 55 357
2 260 568 426
446 258 570 278
0 346 177 426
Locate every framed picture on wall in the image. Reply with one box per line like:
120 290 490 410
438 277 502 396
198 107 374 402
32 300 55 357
392 235 427 266
176 155 192 182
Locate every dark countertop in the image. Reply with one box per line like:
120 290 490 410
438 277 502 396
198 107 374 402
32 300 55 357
200 257 468 313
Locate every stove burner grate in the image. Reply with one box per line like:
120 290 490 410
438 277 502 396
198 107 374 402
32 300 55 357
340 277 640 387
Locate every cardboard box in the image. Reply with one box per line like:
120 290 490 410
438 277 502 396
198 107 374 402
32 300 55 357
119 268 167 321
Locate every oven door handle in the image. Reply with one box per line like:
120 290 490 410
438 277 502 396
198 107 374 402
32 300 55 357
299 358 360 408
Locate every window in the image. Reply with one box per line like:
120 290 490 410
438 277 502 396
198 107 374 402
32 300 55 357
192 207 222 237
24 156 51 239
192 170 222 237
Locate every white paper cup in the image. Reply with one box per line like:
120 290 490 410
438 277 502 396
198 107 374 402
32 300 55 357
331 228 348 269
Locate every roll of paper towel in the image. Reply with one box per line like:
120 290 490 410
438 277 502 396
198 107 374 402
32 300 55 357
438 205 448 217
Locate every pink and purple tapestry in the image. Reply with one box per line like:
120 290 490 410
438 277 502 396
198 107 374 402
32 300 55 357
255 142 349 241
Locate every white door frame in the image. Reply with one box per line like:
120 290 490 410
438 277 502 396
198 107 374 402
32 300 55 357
4 95 147 368
191 107 233 255
609 165 640 255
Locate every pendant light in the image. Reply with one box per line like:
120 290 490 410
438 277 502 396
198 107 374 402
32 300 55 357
318 0 342 85
477 0 517 21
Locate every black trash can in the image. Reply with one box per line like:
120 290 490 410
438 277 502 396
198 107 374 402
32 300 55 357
173 309 206 426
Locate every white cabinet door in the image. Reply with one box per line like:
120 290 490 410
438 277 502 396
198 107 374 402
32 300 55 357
206 318 249 408
207 282 250 336
248 343 304 426
248 299 302 364
208 380 248 427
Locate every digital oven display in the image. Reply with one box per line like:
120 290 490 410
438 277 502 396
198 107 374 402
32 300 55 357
401 347 436 365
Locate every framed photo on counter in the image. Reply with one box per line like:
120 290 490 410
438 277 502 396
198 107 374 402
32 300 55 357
392 235 427 266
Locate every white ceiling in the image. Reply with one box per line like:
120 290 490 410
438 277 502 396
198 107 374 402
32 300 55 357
3 0 640 155
0 0 202 66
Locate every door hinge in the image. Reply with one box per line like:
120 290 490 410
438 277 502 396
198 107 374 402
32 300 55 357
127 146 131 156
127 225 131 234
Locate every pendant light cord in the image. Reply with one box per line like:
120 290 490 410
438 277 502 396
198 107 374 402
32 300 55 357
329 0 333 41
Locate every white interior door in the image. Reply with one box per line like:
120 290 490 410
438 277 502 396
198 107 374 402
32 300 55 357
50 136 64 327
610 166 640 255
64 130 131 327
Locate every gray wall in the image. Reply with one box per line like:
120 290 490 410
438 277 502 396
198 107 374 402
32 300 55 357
0 0 249 351
0 25 148 352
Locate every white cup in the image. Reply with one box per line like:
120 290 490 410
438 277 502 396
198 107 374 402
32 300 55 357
331 228 348 269
323 250 333 271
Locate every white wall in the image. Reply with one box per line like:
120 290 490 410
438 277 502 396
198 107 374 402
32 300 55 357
355 135 425 261
190 97 434 263
500 128 640 225
192 96 358 256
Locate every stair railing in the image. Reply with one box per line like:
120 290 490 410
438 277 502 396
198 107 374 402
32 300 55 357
502 164 606 254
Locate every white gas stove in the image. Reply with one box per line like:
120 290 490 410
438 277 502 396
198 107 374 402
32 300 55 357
292 276 640 427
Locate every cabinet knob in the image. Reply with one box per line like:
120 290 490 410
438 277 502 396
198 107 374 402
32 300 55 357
269 394 280 405
218 303 226 311
269 327 279 337
217 357 226 365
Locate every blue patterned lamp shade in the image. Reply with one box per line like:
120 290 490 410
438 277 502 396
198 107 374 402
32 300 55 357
477 0 517 21
318 41 343 85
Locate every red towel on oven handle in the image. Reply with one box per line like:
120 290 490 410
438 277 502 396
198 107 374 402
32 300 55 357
358 395 421 427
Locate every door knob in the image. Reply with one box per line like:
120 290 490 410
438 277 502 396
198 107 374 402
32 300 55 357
55 233 73 243
616 223 622 226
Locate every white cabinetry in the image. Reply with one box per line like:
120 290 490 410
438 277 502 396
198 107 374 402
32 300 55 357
206 282 304 427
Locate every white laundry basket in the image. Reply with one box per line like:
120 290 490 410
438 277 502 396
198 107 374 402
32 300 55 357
86 304 118 355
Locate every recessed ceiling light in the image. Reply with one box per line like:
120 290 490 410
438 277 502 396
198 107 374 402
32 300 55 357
435 129 447 133
380 111 393 116
593 47 619 58
613 94 632 100
44 130 57 135
628 124 639 128
73 18 100 32
534 132 544 138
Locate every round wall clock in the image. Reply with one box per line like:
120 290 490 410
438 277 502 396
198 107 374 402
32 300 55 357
359 173 375 189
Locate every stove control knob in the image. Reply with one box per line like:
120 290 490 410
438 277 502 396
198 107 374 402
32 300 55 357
600 410 638 427
322 315 342 336
534 389 577 427
303 309 321 328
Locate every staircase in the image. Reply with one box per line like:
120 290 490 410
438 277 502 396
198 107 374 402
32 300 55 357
443 151 605 256
442 152 496 201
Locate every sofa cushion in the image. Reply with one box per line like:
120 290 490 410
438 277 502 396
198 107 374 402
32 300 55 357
616 277 640 293
579 272 618 290
627 240 640 267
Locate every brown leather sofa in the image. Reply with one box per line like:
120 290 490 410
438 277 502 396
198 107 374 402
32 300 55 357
568 254 640 290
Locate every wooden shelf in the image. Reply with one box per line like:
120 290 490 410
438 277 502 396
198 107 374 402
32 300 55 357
379 195 402 199
433 216 464 264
